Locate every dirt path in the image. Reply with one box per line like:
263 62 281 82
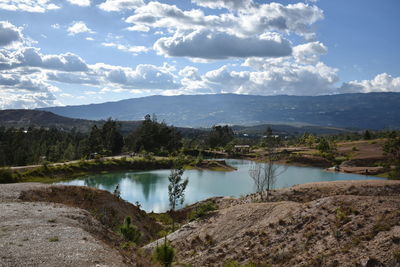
0 183 129 267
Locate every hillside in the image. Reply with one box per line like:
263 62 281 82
145 180 400 266
39 92 400 129
0 109 352 136
0 109 141 135
2 180 400 266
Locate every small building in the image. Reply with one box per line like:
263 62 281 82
234 145 250 153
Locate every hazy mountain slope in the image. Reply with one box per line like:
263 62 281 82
0 110 142 134
39 92 400 129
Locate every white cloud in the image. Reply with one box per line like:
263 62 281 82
0 69 59 109
67 21 95 35
13 47 88 71
101 42 149 54
126 2 323 39
126 24 150 32
91 63 179 89
0 0 60 13
154 30 292 60
191 0 252 10
0 45 88 72
340 73 400 93
293 41 327 64
67 0 91 7
179 60 339 96
0 21 23 47
98 0 144 12
0 91 57 109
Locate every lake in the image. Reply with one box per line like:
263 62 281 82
58 159 383 212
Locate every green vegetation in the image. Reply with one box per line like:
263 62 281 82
154 237 175 267
168 166 189 230
207 125 234 148
48 236 59 242
383 133 400 179
0 168 19 183
189 201 217 220
15 157 181 183
119 216 141 243
125 114 182 155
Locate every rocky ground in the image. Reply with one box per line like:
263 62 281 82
145 180 400 266
0 183 160 267
2 180 400 266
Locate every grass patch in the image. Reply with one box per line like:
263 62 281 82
48 236 59 242
189 201 217 221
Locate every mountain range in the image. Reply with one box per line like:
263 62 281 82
38 92 400 130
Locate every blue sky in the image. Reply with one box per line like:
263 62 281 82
0 0 399 108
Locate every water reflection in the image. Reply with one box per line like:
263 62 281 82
58 159 383 212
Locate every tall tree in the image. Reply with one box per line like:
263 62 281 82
207 125 234 148
249 138 286 201
168 167 188 230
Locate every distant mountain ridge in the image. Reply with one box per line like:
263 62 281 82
0 109 142 134
38 92 400 130
0 110 351 136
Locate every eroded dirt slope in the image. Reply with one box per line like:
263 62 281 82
145 180 400 266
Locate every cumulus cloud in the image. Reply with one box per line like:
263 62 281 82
126 2 323 38
0 21 23 47
191 0 252 10
67 21 94 35
102 42 149 54
0 0 60 13
91 63 179 89
340 73 400 94
0 69 59 109
0 91 57 109
154 30 292 60
67 0 91 7
293 41 327 64
1 47 89 71
46 72 99 85
179 59 339 96
98 0 144 11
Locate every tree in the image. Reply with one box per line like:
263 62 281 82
127 114 182 154
383 133 400 179
207 125 234 148
168 167 188 230
363 130 372 140
119 216 141 243
101 119 124 155
154 236 175 267
249 140 286 201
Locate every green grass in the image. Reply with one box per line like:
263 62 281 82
48 236 59 242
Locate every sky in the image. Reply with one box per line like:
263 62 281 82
0 0 400 108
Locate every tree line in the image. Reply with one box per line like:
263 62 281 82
0 115 236 167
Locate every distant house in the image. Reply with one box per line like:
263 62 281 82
234 145 250 153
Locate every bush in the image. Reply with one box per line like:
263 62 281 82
0 168 17 183
154 237 175 267
120 216 141 243
189 201 217 221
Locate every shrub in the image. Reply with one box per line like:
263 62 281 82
154 237 175 267
120 216 141 243
0 168 17 183
189 201 217 220
49 236 59 242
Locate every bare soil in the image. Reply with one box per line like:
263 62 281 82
145 180 400 266
0 183 161 267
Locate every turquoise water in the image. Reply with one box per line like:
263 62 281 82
58 159 383 212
